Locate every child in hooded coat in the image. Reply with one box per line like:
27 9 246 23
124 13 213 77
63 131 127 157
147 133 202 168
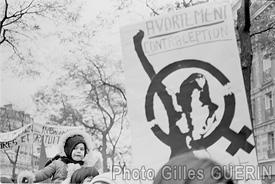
17 130 95 184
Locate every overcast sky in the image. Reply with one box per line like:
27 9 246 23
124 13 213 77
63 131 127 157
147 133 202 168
0 0 237 119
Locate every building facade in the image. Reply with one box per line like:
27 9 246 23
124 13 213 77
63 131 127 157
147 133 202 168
0 104 39 181
250 1 275 183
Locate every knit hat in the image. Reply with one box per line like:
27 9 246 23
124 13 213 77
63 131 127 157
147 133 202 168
64 135 87 159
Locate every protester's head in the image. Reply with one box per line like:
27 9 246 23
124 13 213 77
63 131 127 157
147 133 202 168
66 135 86 161
90 172 128 184
70 166 99 184
58 130 93 162
153 152 234 184
0 177 13 183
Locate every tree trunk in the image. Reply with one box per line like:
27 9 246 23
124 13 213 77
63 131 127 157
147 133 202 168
12 146 20 181
102 133 108 172
111 147 115 168
237 0 253 123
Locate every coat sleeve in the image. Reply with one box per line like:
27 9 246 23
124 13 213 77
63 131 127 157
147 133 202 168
34 161 57 182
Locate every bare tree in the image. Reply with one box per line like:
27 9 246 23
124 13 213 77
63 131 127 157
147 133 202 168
0 0 83 77
34 55 128 172
236 0 253 119
0 105 33 181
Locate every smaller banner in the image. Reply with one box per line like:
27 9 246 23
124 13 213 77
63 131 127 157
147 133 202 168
0 123 85 153
0 123 33 150
32 123 85 158
33 123 85 146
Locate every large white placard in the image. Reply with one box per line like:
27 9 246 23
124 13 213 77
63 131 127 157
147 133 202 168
120 1 261 183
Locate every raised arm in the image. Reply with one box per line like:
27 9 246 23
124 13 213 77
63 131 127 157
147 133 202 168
133 30 181 125
133 30 156 80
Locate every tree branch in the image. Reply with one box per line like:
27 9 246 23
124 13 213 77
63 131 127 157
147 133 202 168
182 0 193 8
5 39 24 60
0 0 8 31
0 29 7 44
0 0 8 44
79 119 103 133
4 150 14 164
107 113 124 148
6 29 34 40
102 82 127 101
8 0 35 18
250 25 275 37
146 0 159 16
85 55 127 101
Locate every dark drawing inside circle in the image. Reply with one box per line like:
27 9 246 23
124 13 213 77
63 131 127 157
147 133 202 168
176 73 219 141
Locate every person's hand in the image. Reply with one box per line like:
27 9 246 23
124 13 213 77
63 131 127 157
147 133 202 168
17 171 35 184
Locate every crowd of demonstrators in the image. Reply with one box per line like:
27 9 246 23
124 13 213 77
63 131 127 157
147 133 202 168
88 152 234 184
13 151 234 184
17 130 96 184
6 129 234 184
69 152 234 184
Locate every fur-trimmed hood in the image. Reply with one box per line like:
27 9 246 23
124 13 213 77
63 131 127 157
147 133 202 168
58 129 94 166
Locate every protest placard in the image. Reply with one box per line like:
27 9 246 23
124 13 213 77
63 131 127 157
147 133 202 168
120 1 261 183
32 123 85 157
0 123 33 150
33 123 85 145
0 123 85 156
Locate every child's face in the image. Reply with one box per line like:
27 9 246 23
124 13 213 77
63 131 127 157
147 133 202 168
71 143 85 161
